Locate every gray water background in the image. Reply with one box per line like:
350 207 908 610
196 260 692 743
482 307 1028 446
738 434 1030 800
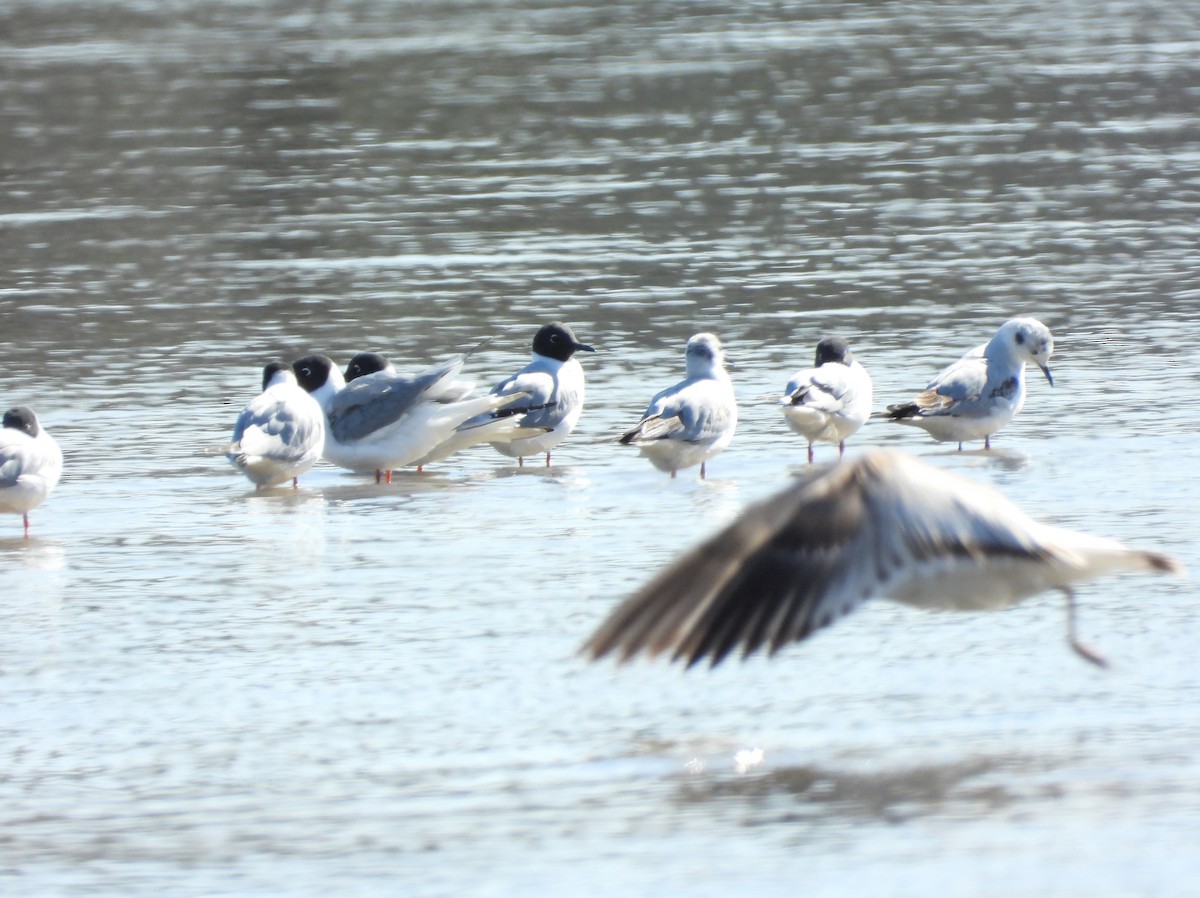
1 1 1198 895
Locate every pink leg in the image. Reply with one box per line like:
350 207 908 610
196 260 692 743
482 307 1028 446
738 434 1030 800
807 443 814 463
700 462 707 480
23 513 30 539
292 477 299 489
417 465 424 474
984 435 991 450
385 469 393 484
544 452 551 467
838 440 846 457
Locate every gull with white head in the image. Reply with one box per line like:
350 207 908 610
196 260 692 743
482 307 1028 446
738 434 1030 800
881 317 1054 450
620 332 738 480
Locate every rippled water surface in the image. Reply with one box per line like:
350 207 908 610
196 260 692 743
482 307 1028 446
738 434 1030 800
2 1 1199 895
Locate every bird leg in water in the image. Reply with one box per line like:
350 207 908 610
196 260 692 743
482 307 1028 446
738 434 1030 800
700 462 707 480
984 435 992 450
1064 587 1109 668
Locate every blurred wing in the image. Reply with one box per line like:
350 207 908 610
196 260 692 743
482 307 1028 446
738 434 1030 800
583 451 1056 667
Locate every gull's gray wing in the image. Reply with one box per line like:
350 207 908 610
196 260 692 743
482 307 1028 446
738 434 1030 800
583 451 1054 668
327 355 464 443
622 379 733 444
786 365 854 414
232 393 322 461
924 354 987 403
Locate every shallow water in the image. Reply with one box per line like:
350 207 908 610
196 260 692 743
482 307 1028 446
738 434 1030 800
2 1 1199 895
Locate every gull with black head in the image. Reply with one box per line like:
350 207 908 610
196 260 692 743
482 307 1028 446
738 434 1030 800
292 352 528 482
461 321 595 468
780 336 873 462
0 406 63 537
227 361 325 489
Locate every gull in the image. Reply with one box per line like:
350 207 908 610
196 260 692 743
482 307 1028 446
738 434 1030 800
342 349 551 472
583 449 1181 669
880 317 1054 450
227 361 326 489
0 406 63 537
620 333 738 479
780 336 873 462
463 321 595 468
292 352 527 482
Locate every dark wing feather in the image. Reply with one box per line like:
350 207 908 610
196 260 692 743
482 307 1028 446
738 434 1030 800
583 462 869 667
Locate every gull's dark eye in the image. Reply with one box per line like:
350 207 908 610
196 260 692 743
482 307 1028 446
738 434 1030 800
1015 332 1025 345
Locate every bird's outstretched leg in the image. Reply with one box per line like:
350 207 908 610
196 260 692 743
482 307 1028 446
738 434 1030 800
1064 587 1109 668
984 435 992 450
699 462 707 480
807 443 814 463
838 440 846 457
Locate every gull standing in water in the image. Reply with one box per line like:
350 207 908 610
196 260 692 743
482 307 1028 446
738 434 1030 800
0 406 63 537
341 349 549 471
584 450 1181 669
227 361 325 489
779 336 873 462
881 317 1054 450
620 332 738 480
292 352 528 482
463 321 595 468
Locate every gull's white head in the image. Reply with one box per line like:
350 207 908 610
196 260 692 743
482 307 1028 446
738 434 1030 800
990 317 1054 385
684 332 727 380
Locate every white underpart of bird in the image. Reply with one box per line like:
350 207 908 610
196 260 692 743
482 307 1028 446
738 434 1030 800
0 406 63 537
620 332 738 479
583 449 1182 669
780 336 873 462
228 362 326 489
292 353 529 482
881 317 1054 450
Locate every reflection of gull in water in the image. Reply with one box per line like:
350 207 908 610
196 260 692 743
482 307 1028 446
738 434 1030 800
880 317 1054 450
584 450 1181 669
0 407 63 537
